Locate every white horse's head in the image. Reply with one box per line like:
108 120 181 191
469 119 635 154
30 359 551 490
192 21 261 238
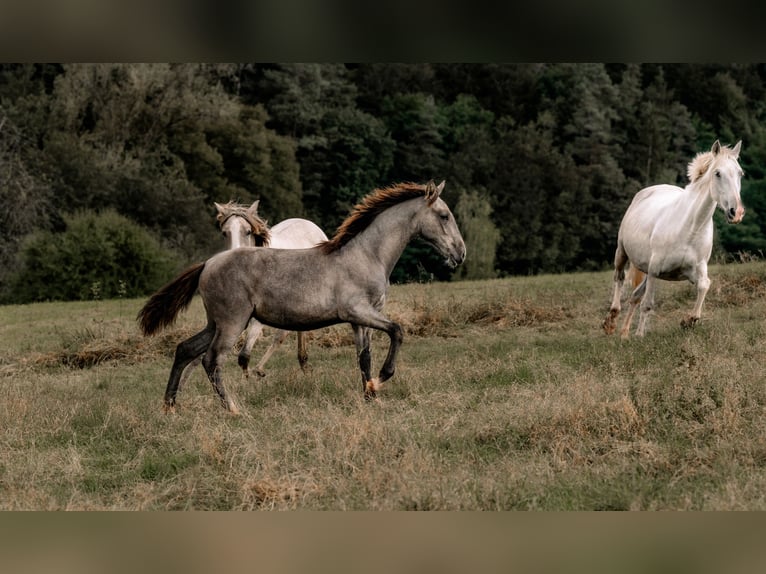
689 140 745 224
215 200 270 249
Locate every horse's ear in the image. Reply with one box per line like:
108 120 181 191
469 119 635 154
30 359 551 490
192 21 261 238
425 179 445 205
732 140 742 158
712 140 721 155
247 200 260 215
214 202 226 221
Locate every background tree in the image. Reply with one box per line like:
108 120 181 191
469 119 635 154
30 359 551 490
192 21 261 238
3 63 766 302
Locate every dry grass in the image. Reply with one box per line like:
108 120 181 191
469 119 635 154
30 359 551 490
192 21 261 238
3 262 766 509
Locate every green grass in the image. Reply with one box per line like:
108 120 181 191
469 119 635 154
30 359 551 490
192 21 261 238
3 262 766 509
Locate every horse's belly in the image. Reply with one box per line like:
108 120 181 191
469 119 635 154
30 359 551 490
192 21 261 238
251 293 339 331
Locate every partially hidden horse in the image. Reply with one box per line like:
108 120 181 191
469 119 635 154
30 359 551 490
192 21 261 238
138 180 466 414
603 140 744 338
214 200 328 377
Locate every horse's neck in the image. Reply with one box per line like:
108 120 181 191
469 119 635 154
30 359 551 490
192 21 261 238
678 179 717 232
344 200 421 277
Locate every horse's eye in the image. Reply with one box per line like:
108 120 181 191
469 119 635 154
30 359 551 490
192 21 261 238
440 214 450 222
246 229 252 235
715 170 721 178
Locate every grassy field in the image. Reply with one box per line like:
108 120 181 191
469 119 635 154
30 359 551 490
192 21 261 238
2 262 766 510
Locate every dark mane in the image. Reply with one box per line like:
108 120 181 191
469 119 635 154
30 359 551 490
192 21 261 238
319 182 429 254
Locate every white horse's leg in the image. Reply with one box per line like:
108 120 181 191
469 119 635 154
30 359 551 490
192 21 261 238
681 262 710 329
603 245 628 334
178 356 202 391
253 329 290 377
634 275 657 337
620 276 647 339
237 318 264 378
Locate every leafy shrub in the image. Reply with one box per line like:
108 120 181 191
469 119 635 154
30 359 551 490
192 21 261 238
5 210 178 303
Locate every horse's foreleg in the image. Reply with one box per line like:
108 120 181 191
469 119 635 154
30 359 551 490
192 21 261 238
253 329 289 377
366 322 403 400
603 247 628 334
349 309 402 399
634 275 657 337
352 324 373 397
237 319 263 378
681 264 710 329
164 325 214 412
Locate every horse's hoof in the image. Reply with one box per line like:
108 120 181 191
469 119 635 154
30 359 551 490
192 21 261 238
602 310 618 334
226 402 241 416
163 402 176 414
255 368 266 378
364 378 381 401
681 317 698 329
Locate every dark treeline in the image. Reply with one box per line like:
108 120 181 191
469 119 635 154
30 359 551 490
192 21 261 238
2 63 766 303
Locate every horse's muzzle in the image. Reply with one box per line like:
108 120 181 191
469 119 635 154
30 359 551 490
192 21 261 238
448 245 466 267
727 205 745 224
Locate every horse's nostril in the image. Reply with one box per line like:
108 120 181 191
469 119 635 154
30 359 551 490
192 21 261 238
729 207 737 218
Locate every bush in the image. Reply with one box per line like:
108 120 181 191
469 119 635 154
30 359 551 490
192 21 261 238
5 210 178 303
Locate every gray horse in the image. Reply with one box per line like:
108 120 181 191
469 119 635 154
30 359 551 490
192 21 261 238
138 180 466 414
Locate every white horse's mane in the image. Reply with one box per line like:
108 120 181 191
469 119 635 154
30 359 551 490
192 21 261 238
687 143 740 184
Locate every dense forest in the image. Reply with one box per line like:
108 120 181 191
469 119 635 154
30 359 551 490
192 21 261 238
2 63 766 303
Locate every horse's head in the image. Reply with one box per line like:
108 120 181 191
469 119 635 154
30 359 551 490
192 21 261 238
215 200 270 249
694 140 745 224
417 180 466 268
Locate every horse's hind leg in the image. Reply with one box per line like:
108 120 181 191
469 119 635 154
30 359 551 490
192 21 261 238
164 325 215 412
203 324 245 414
297 332 309 373
602 245 628 334
620 276 647 339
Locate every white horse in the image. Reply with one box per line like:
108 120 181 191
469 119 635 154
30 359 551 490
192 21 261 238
603 140 744 338
215 201 328 377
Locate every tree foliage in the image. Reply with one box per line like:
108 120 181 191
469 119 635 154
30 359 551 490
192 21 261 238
5 210 176 303
2 63 766 302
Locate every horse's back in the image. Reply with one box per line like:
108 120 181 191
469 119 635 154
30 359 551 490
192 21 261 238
270 218 328 249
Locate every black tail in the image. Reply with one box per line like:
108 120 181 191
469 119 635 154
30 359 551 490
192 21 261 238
137 262 205 336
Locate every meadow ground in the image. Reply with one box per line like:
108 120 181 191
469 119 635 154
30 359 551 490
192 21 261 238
2 262 766 510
